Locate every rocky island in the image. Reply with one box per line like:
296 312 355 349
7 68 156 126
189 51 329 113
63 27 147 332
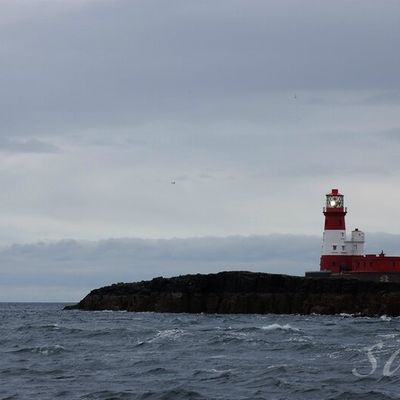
64 271 400 316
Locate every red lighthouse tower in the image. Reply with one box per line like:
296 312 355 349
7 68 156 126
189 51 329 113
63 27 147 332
320 189 357 273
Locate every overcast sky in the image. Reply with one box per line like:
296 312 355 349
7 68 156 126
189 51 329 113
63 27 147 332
1 0 400 301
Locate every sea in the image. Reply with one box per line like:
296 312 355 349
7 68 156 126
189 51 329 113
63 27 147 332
1 304 400 400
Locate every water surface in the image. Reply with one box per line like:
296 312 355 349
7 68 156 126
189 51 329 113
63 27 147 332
1 303 400 399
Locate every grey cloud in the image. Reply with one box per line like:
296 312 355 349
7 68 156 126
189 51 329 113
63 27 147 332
0 1 398 186
374 128 400 142
306 91 400 107
0 234 320 301
2 231 400 302
0 1 399 136
0 138 60 153
361 91 400 106
365 233 400 255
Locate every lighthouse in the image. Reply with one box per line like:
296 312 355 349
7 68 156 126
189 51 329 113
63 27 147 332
320 189 365 273
306 188 400 281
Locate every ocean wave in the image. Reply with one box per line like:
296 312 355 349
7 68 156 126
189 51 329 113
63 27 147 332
193 368 234 381
146 329 186 343
11 344 67 355
141 367 176 375
284 336 313 350
377 333 396 339
81 389 137 399
261 323 301 332
136 388 207 400
3 303 400 400
16 323 60 332
328 390 398 400
339 313 355 317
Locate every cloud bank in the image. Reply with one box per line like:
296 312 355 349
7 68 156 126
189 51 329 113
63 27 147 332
1 232 399 302
0 234 318 301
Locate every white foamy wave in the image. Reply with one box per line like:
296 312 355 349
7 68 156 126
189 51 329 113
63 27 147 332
261 323 301 332
380 315 392 322
377 334 396 339
147 329 185 343
32 344 66 355
207 368 233 374
286 336 311 343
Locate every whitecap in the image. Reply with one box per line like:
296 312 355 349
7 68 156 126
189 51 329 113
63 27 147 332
147 329 185 343
261 323 301 332
207 368 233 374
377 334 396 339
286 336 309 343
380 315 392 322
267 364 287 369
32 345 66 355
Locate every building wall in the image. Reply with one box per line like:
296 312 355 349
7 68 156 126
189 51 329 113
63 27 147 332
321 254 400 273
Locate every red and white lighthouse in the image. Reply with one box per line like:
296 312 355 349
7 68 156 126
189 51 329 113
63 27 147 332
305 188 400 281
320 189 365 273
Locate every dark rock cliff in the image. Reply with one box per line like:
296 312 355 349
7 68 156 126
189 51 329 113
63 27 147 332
64 271 400 316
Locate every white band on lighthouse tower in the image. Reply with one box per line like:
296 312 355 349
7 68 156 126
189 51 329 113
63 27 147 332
322 230 347 255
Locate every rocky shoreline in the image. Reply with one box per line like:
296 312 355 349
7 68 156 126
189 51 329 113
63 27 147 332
64 271 400 316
